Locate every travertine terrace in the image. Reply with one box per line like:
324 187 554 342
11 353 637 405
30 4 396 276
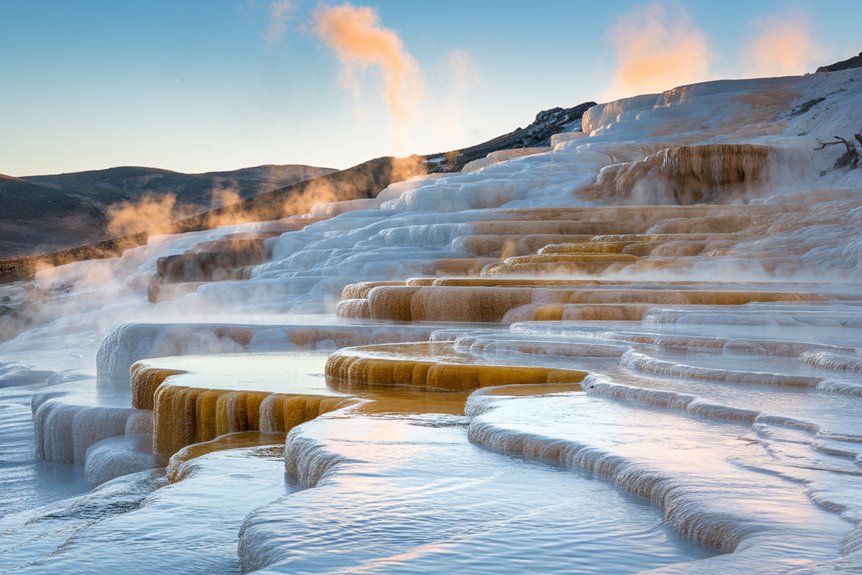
1 69 862 574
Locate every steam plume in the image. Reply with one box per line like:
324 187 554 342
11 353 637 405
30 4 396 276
204 184 255 228
744 15 816 77
106 194 181 238
312 3 422 132
437 50 479 140
604 3 711 100
446 50 478 97
266 0 294 43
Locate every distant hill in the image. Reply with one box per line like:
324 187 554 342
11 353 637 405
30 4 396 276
0 174 106 255
0 164 335 257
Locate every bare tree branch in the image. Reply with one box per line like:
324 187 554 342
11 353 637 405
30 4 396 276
815 132 861 171
814 136 855 151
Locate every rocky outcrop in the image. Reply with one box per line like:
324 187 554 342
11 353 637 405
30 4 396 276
816 52 862 73
425 101 596 172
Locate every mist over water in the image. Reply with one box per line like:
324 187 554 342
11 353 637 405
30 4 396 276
1 68 862 574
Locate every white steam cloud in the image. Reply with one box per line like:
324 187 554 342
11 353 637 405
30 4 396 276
744 14 818 77
266 0 294 43
312 3 423 139
604 3 711 100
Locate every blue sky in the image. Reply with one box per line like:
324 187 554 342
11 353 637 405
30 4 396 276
1 0 860 176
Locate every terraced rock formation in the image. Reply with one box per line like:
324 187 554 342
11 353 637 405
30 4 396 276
1 69 862 574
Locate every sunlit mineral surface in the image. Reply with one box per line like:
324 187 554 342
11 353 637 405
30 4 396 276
2 69 862 575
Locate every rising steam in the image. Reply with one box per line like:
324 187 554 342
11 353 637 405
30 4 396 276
204 184 257 228
266 0 294 43
445 50 479 103
437 50 479 141
744 14 817 77
106 194 183 238
312 3 422 134
106 185 256 239
604 3 711 101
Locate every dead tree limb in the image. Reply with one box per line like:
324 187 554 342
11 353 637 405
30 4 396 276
814 136 854 151
815 134 860 170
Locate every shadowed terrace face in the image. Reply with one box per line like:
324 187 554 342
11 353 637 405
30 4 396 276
1 0 861 177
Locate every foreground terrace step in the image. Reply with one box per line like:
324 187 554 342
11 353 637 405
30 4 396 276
130 354 353 457
454 297 862 568
325 342 586 392
131 338 587 459
97 321 442 392
338 282 845 323
0 443 290 574
131 343 584 460
466 390 853 568
31 381 149 465
36 321 460 472
493 310 862 405
237 413 714 574
165 431 286 482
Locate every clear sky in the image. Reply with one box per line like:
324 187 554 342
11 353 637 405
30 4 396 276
1 0 860 176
